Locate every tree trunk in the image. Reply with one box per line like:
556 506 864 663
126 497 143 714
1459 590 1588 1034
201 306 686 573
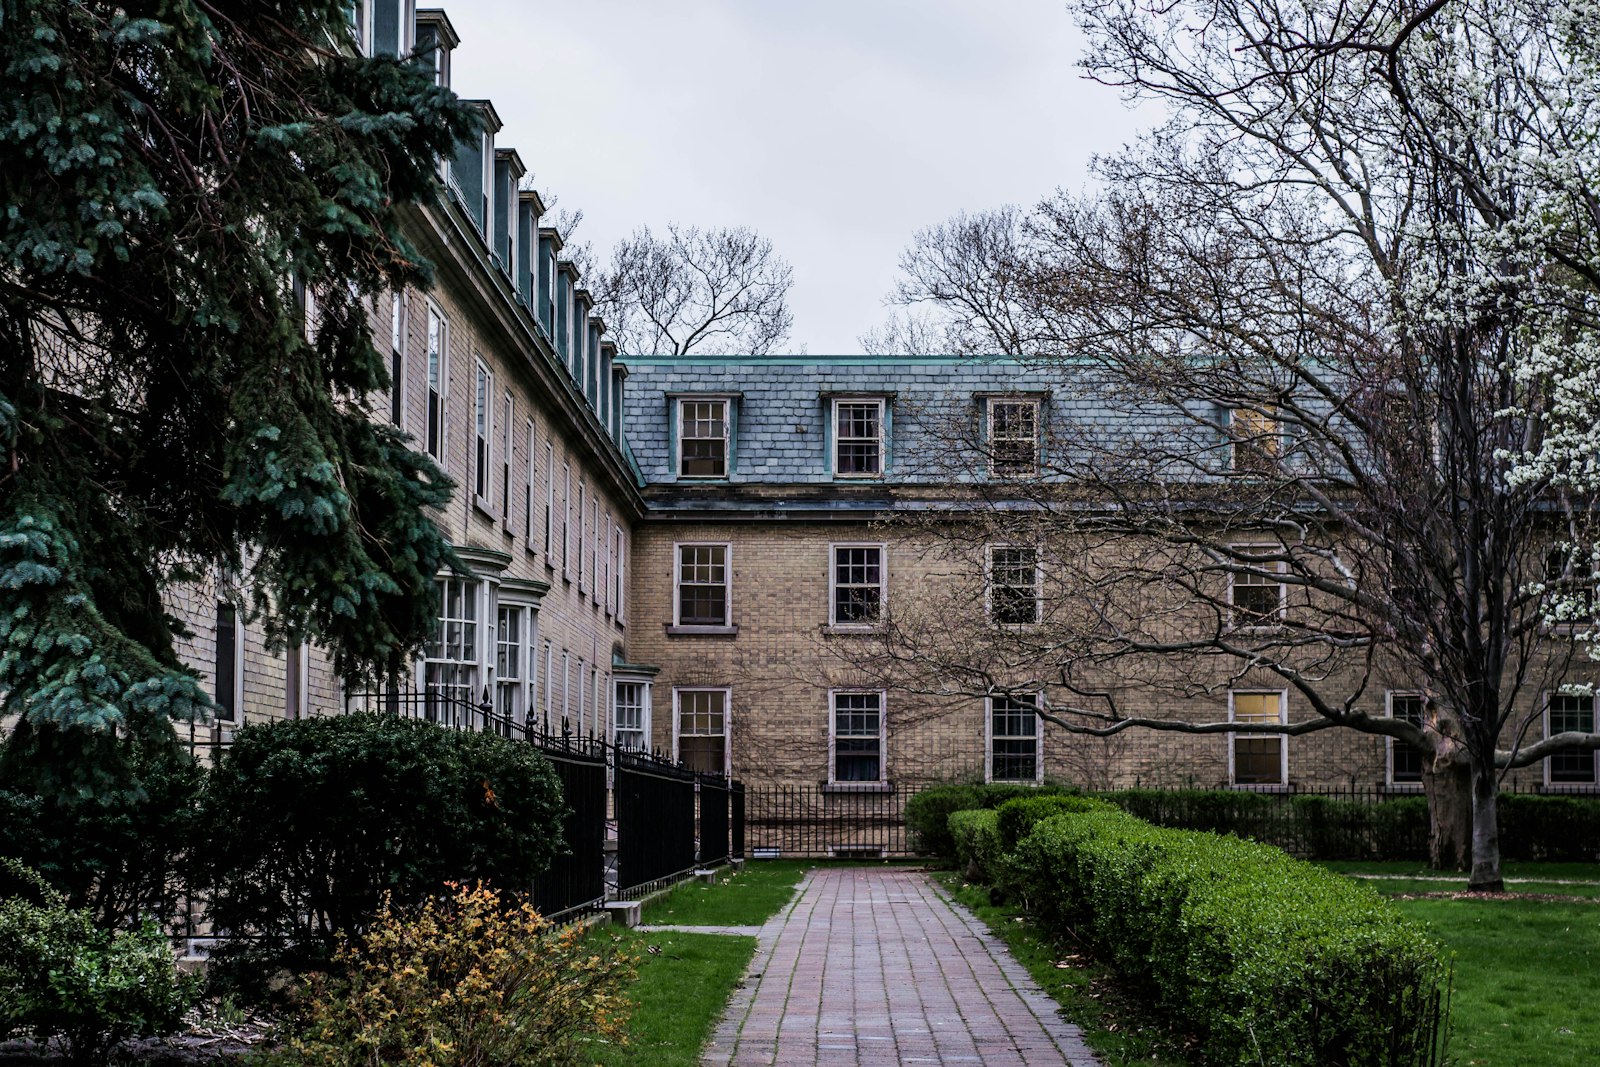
1422 754 1471 871
1468 765 1504 891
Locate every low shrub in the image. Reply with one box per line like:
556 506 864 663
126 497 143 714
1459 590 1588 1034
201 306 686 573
0 720 203 928
1105 789 1432 861
905 782 1079 859
0 859 199 1066
994 794 1119 854
1010 811 1447 1065
1499 794 1600 861
948 809 1002 883
197 714 568 1000
264 882 636 1067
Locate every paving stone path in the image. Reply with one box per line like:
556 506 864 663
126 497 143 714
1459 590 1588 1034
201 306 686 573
696 867 1102 1067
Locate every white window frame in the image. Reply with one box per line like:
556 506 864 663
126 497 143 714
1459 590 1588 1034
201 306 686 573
833 397 886 478
494 604 529 728
349 0 374 55
582 483 595 591
541 640 554 731
987 397 1040 477
829 689 886 785
677 397 731 478
829 543 886 629
986 544 1042 626
1544 691 1599 787
472 359 493 507
615 525 627 621
1385 690 1426 788
674 542 732 627
673 687 731 774
425 577 483 715
388 289 407 427
986 693 1043 784
1228 544 1287 629
601 509 612 615
1228 690 1288 788
424 302 447 461
544 441 555 557
523 419 536 549
562 464 572 580
614 680 652 752
500 392 514 524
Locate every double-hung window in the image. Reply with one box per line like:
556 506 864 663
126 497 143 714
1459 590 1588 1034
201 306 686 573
524 421 536 546
988 398 1040 476
988 694 1041 782
676 688 729 773
675 544 730 627
679 398 729 478
614 681 650 751
1229 546 1285 628
495 605 526 730
831 691 884 783
1546 693 1598 785
425 304 447 460
988 545 1041 625
425 578 480 720
388 290 406 427
834 398 885 477
1387 692 1425 786
472 361 492 505
1230 691 1287 786
543 442 555 556
830 544 884 627
500 393 513 523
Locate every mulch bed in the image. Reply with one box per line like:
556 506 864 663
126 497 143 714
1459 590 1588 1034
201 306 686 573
0 1010 272 1065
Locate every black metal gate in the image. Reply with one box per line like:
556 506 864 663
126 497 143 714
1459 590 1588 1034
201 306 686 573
698 774 731 865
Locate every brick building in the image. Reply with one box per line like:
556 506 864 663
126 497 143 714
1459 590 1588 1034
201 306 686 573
168 2 1599 800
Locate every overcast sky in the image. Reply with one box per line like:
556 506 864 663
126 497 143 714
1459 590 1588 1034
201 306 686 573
445 1 1148 354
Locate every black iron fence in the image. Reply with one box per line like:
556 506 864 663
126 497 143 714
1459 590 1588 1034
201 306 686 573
614 752 699 894
743 785 911 858
699 775 732 866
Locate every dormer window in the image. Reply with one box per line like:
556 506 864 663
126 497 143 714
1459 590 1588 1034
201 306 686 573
1230 406 1280 473
988 397 1040 476
679 398 729 478
350 0 374 55
834 398 884 478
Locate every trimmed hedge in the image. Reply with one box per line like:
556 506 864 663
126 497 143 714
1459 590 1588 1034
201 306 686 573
948 809 1002 883
1499 794 1600 861
905 783 1078 858
1011 809 1446 1065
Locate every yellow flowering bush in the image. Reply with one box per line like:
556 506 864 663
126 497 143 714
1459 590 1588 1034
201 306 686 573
266 883 635 1066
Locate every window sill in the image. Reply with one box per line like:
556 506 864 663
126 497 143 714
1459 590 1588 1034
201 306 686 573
665 624 739 638
472 498 496 521
1381 781 1424 793
822 781 893 794
1539 783 1600 793
822 624 882 637
1227 783 1292 793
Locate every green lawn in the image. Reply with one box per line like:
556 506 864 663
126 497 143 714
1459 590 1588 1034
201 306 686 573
936 875 1189 1067
641 860 811 926
1323 863 1600 1067
584 928 758 1067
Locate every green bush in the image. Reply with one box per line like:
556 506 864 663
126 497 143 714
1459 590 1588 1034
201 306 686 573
1010 810 1447 1065
197 715 567 1000
994 794 1118 854
0 721 203 928
1499 794 1600 861
0 860 199 1066
948 809 1002 883
905 782 1078 858
1104 789 1432 861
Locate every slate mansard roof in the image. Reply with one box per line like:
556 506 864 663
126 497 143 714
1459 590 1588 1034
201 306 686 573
619 355 1087 491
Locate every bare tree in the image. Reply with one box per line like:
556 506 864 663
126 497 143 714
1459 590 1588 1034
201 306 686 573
863 206 1044 356
851 0 1600 888
591 224 794 356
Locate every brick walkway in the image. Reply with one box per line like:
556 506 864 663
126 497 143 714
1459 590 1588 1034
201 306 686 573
702 867 1102 1067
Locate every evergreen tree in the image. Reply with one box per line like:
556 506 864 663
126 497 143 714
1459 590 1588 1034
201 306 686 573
0 0 477 895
